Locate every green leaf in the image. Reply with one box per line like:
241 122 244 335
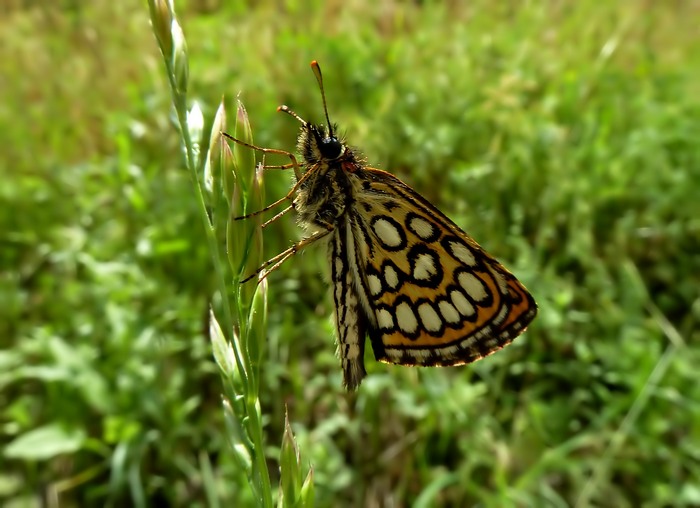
4 424 86 460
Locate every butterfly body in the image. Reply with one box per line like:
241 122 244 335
292 123 357 231
226 62 537 390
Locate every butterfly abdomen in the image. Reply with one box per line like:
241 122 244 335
330 220 371 389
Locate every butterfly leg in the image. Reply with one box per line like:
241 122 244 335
221 131 303 179
231 162 321 222
241 227 334 283
221 131 309 221
234 194 295 221
261 205 294 229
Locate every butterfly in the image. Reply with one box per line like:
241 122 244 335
222 61 537 390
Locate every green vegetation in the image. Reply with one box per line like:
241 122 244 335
2 1 699 506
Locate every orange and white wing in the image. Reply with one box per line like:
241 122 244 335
347 168 537 367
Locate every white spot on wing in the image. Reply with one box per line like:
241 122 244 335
494 270 508 294
481 333 497 348
438 300 461 324
377 308 394 330
458 272 488 301
413 253 438 280
372 218 403 247
457 334 478 349
451 290 475 317
395 301 419 334
436 344 459 356
367 273 382 296
384 264 399 289
417 302 442 332
448 241 477 266
493 303 508 326
409 216 436 240
385 344 460 362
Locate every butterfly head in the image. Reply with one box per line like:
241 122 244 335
307 122 347 163
278 104 347 164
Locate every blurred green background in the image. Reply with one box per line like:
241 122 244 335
2 0 700 506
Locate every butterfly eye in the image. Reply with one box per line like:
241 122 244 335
319 136 343 159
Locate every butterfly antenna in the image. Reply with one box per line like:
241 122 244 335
310 60 334 138
277 104 306 124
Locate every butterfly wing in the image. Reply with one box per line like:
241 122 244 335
346 167 537 368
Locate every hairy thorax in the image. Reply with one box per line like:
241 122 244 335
292 123 364 232
293 160 351 231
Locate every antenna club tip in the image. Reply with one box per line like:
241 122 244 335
310 60 319 68
277 105 288 112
